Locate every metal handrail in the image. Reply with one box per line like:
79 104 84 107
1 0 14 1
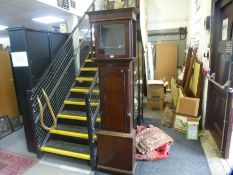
207 73 231 90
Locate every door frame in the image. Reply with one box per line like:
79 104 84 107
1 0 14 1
208 0 233 158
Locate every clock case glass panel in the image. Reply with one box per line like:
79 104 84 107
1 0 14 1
95 20 130 58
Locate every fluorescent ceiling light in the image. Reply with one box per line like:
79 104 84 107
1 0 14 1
32 16 65 24
0 25 8 30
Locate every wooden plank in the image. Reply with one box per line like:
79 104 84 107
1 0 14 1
0 51 19 118
155 43 177 86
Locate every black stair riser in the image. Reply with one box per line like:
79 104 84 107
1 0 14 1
84 62 97 67
69 93 87 99
79 71 96 77
69 93 99 99
63 105 90 112
57 118 89 127
75 82 93 87
50 134 91 145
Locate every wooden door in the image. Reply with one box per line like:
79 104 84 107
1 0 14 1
206 0 233 158
0 51 19 118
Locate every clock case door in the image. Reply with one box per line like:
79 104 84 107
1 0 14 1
99 60 133 133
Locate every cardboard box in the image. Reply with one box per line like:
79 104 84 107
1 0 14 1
176 97 200 117
173 113 200 132
147 98 164 111
147 80 164 99
186 120 199 140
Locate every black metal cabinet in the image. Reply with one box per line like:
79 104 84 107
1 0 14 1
8 27 69 153
8 27 69 85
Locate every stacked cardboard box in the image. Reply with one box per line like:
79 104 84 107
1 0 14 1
147 80 164 111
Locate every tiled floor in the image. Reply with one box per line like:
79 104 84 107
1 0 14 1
0 106 232 175
0 129 91 175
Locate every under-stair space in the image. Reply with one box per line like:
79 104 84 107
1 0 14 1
40 52 100 169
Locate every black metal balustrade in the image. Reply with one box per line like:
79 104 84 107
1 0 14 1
85 71 100 170
26 0 97 157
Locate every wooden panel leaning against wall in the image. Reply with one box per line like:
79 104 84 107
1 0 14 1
155 43 177 87
0 51 19 119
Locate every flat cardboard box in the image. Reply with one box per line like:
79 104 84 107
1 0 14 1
147 80 164 99
173 113 200 132
176 97 200 117
147 98 164 111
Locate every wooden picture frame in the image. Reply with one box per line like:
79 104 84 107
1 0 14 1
173 113 188 132
0 116 12 138
186 121 199 140
10 116 22 131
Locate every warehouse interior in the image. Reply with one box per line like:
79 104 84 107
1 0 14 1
0 0 233 175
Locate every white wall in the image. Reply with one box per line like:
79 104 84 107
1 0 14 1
37 0 93 16
187 0 212 129
187 0 212 61
147 0 189 31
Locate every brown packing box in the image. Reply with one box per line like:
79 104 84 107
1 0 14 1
147 80 164 99
147 98 164 111
176 97 200 117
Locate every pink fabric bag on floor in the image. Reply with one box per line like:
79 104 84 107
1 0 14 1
135 125 173 160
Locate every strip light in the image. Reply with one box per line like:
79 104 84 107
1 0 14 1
32 16 65 24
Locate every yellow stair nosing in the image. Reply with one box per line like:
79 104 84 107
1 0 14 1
88 51 96 54
57 114 101 122
70 89 89 93
57 114 87 121
90 102 98 106
64 101 85 105
40 146 90 160
70 88 99 93
85 59 94 63
64 101 98 106
75 77 94 82
80 67 97 71
50 129 97 140
50 130 86 138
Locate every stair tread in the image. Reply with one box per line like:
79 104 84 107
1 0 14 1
65 98 85 102
80 67 97 71
76 76 95 79
43 140 90 155
60 110 86 116
85 59 94 63
71 87 98 90
65 98 98 103
57 110 101 122
76 77 95 82
55 124 88 133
